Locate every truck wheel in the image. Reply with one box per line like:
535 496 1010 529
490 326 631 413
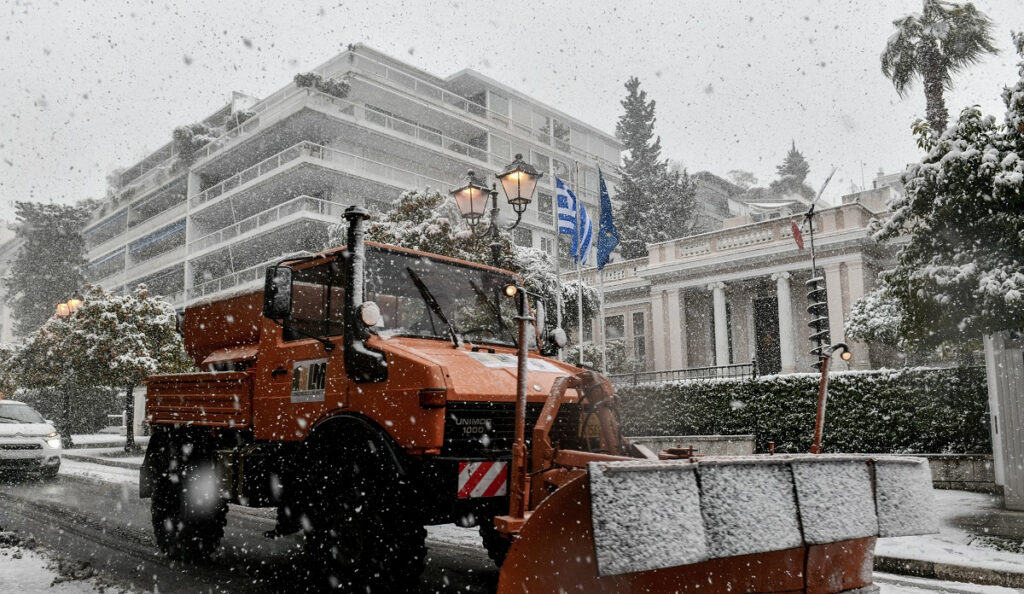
150 439 228 560
301 444 426 591
479 517 512 567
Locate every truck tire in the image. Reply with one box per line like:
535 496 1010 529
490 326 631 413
299 439 426 591
479 517 512 567
149 436 228 560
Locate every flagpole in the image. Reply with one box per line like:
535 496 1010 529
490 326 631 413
598 166 607 374
553 185 564 361
574 161 584 361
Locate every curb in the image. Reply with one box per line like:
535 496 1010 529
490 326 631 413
62 452 142 471
875 555 1024 589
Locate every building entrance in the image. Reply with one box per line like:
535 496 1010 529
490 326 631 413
753 297 781 375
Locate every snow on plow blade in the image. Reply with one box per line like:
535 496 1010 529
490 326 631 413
497 455 935 594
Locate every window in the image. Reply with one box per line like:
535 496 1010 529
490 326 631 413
285 259 346 342
491 135 511 161
632 312 646 366
553 118 570 152
534 113 551 144
583 317 593 343
489 92 509 116
605 315 625 340
540 236 554 255
553 158 570 179
531 151 550 176
513 227 533 248
538 191 553 219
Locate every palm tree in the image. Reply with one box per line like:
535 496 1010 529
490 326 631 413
881 0 997 135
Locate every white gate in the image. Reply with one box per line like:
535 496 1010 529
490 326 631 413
985 331 1024 511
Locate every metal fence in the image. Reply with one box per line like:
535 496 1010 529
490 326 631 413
609 360 758 386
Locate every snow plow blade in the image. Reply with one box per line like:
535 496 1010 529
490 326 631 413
496 454 935 594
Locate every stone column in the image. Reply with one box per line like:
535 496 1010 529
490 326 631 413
709 281 729 366
844 259 871 369
772 272 796 374
650 290 668 371
823 263 845 345
666 289 685 369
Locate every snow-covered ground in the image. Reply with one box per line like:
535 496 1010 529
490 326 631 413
69 435 149 447
876 572 1021 593
0 531 132 593
51 447 1024 591
877 490 1024 575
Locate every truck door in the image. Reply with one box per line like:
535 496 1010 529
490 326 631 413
254 258 348 441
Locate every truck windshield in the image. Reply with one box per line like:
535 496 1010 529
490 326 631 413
366 247 522 347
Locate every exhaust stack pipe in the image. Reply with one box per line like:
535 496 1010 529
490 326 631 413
343 206 387 383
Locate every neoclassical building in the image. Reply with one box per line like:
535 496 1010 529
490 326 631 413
581 178 898 376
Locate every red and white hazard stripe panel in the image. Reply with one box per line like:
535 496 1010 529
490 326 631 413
457 461 508 498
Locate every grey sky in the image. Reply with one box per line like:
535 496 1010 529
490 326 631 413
2 0 1024 220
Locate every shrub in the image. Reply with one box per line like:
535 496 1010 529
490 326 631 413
616 366 990 454
294 72 350 99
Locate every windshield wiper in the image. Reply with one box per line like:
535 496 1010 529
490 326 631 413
0 415 23 423
406 267 460 348
467 279 514 346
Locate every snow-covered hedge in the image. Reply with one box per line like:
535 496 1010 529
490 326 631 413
617 366 989 454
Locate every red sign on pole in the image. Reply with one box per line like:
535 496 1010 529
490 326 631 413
791 221 805 250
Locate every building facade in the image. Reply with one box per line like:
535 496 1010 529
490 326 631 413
583 174 903 376
81 44 622 307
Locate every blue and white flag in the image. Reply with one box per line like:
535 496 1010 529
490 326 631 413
596 168 619 270
556 177 593 266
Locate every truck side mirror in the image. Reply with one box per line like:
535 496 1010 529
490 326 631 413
263 266 293 320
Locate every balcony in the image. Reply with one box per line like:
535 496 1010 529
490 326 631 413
345 53 621 171
192 87 503 174
87 203 186 261
186 256 283 303
190 141 451 211
188 195 342 257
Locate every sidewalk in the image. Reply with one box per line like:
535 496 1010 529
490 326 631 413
58 439 1024 590
875 489 1024 589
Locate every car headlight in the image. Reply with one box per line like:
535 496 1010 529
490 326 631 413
45 433 62 449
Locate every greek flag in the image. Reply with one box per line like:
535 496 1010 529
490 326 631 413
556 177 592 265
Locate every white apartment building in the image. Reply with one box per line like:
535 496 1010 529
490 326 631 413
82 44 622 307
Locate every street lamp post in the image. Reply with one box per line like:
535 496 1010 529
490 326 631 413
54 294 83 448
449 154 542 266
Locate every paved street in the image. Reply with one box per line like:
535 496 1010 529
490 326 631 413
0 474 497 593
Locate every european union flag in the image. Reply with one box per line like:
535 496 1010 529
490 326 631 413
596 168 618 270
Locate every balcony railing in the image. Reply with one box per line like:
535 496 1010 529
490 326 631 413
187 256 291 302
609 360 758 386
188 195 342 255
669 214 823 262
190 88 502 172
190 140 451 209
348 53 620 171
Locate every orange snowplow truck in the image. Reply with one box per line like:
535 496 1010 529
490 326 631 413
141 206 936 593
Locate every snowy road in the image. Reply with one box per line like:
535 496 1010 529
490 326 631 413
1 468 1019 593
0 473 497 593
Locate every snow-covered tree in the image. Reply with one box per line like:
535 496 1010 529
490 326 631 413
3 201 89 338
881 0 998 134
14 285 193 449
68 285 192 450
726 170 758 190
768 142 815 201
0 342 20 399
857 33 1024 349
615 77 697 258
844 284 906 348
330 189 599 342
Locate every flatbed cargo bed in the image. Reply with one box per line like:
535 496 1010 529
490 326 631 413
146 371 253 428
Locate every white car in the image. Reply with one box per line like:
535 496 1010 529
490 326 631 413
0 400 61 478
